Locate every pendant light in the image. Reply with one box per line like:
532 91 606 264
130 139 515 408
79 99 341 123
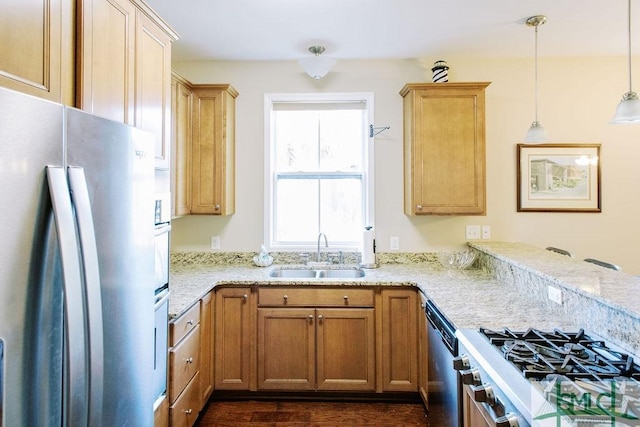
298 46 336 80
612 0 640 123
525 15 549 143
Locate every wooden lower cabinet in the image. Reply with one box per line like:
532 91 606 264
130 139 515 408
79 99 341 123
154 395 169 426
380 289 419 391
461 384 492 427
199 291 214 405
418 293 429 406
257 307 375 391
170 372 201 427
214 287 255 390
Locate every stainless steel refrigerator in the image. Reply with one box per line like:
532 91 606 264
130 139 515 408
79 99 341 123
0 87 156 426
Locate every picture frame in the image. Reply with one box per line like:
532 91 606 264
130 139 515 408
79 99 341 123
517 143 601 212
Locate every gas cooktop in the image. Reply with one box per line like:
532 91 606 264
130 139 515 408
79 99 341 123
457 327 640 426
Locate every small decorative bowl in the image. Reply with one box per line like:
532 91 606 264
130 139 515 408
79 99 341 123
253 255 273 267
437 250 477 270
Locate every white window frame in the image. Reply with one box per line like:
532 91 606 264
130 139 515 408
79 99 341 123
264 92 375 252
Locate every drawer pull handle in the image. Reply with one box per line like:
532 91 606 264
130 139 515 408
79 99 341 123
283 295 288 301
184 409 193 415
343 295 349 301
186 357 193 364
187 320 194 326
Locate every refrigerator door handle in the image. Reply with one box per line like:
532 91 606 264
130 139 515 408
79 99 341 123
46 166 89 426
68 166 104 426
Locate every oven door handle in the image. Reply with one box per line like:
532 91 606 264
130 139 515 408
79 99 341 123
155 288 170 309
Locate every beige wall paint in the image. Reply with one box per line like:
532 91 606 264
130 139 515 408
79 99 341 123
171 56 640 274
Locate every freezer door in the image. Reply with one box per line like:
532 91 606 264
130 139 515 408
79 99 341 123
0 88 65 426
66 107 156 425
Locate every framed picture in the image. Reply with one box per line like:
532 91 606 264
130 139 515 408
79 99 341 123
517 143 601 212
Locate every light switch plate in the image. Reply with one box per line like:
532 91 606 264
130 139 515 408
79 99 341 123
211 236 221 250
390 236 400 251
482 225 491 239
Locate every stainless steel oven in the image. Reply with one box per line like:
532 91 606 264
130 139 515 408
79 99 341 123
152 193 171 409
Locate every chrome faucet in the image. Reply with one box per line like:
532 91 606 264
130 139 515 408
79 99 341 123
317 233 328 262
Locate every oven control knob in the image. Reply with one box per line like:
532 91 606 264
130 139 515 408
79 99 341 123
495 413 519 427
452 354 470 370
460 368 481 385
471 384 496 406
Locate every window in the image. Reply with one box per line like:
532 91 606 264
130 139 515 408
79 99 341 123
265 93 374 251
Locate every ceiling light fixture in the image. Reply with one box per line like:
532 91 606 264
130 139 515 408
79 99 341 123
298 46 336 79
525 15 548 143
612 0 640 123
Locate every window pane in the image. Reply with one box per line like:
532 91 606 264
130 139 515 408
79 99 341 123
274 109 364 172
275 178 362 244
275 179 318 242
319 178 362 243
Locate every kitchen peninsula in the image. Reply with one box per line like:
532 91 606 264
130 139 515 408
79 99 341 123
170 241 640 356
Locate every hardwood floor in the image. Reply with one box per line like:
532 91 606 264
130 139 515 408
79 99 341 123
196 399 431 426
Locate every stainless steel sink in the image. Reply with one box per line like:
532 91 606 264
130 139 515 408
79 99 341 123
269 268 366 279
316 269 366 278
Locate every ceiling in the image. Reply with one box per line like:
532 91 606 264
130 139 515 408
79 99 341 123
144 0 633 62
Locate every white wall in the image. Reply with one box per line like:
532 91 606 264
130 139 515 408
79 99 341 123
171 56 640 274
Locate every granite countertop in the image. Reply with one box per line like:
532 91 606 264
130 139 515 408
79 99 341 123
169 242 640 357
169 253 577 331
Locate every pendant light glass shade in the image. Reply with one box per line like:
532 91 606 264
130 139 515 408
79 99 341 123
525 121 548 143
298 46 336 79
524 15 548 143
612 0 640 123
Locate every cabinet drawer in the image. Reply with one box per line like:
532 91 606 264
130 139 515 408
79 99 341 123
170 302 200 346
169 324 200 403
259 288 374 307
170 371 201 427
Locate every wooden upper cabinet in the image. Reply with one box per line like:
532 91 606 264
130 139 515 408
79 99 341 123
0 0 74 104
77 0 136 123
401 82 490 216
191 85 238 215
171 73 193 217
77 0 177 168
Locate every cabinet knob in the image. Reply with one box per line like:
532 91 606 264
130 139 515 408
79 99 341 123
184 409 193 415
186 357 193 364
242 294 248 301
308 314 314 321
283 295 288 301
214 204 220 211
343 295 349 301
317 314 323 321
416 205 423 210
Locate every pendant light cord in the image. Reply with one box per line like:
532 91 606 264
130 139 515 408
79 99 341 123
534 24 539 123
627 0 633 93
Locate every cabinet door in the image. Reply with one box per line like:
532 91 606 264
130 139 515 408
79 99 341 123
380 289 418 391
418 294 429 406
169 324 200 403
401 82 489 215
77 0 136 123
135 11 172 169
199 292 213 406
316 308 375 391
0 0 74 104
191 85 238 215
461 384 492 427
257 308 315 390
171 73 192 217
214 287 254 390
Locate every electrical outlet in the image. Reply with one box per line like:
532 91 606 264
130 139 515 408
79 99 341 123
465 225 481 240
390 236 400 251
481 225 491 240
211 236 221 250
547 286 563 305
